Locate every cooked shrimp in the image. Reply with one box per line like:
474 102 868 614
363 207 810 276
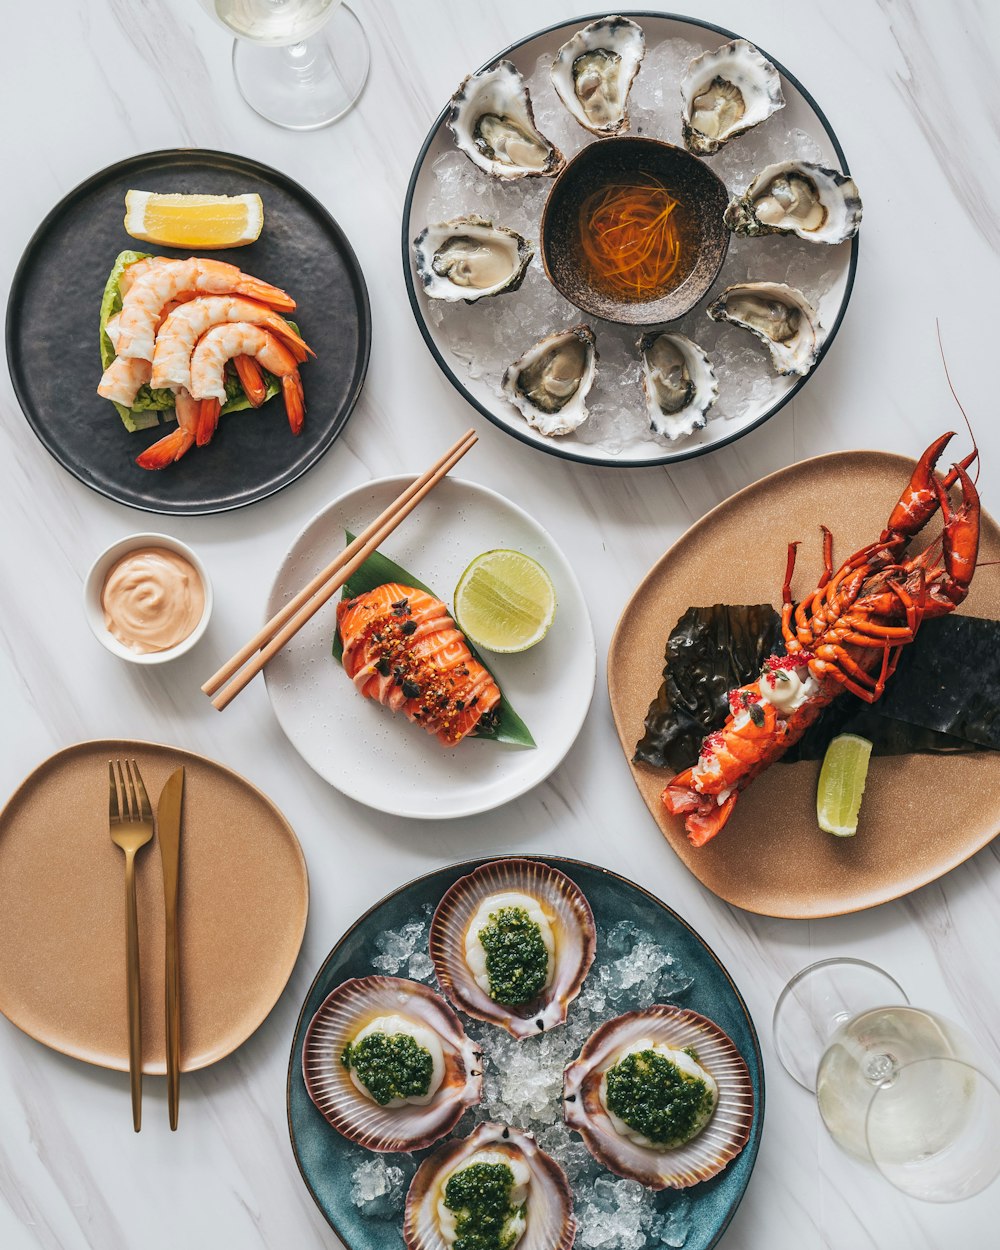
116 258 296 361
150 295 312 391
135 389 200 470
117 255 170 298
190 322 305 446
97 355 152 406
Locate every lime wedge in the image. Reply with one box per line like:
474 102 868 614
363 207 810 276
817 734 873 837
454 550 556 654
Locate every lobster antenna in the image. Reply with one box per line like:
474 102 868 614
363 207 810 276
936 319 979 482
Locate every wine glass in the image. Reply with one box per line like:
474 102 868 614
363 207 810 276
195 0 371 130
773 957 1000 1202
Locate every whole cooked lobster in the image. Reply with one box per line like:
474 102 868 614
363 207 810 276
662 433 981 846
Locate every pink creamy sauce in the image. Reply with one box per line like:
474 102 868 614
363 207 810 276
101 547 205 654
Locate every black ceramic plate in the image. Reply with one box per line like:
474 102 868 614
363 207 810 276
6 149 370 514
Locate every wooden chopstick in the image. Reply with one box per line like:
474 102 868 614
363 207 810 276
204 429 478 712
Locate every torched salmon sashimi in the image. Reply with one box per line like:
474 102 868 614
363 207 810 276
337 583 501 747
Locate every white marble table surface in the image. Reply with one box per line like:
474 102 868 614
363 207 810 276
2 1 999 1247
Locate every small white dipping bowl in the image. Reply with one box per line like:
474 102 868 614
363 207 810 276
84 533 213 665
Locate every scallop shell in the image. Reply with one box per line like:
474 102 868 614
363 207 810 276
448 60 565 181
302 976 482 1152
430 858 596 1038
550 16 646 135
707 281 822 376
563 1005 754 1189
404 1122 576 1250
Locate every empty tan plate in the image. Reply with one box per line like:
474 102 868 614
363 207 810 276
0 740 308 1072
609 450 1000 919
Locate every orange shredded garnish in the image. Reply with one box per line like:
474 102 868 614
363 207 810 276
578 174 684 300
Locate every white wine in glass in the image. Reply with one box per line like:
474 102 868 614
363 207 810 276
773 959 1000 1202
197 0 371 130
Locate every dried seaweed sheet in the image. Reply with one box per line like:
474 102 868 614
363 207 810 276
634 606 999 773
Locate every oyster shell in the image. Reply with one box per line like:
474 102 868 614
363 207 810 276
404 1122 575 1250
430 858 596 1039
638 331 718 441
550 16 645 135
563 1005 754 1190
501 325 598 437
708 281 822 376
301 975 482 1152
680 40 784 155
413 216 533 303
724 161 863 244
448 60 564 180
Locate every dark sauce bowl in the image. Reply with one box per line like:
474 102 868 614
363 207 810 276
540 136 731 326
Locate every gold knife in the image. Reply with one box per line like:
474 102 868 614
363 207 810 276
157 766 185 1131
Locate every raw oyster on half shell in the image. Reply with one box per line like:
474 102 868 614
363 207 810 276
563 1005 754 1190
413 216 533 303
724 161 863 244
430 858 596 1038
638 331 718 441
448 60 564 180
403 1121 575 1250
708 281 822 377
301 975 482 1152
681 39 784 155
501 325 598 437
550 15 646 135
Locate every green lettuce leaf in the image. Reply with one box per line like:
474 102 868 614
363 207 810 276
331 532 535 748
98 250 288 433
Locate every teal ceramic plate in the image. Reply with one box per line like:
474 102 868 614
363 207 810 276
286 857 764 1249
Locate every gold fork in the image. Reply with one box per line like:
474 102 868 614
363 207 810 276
108 759 154 1132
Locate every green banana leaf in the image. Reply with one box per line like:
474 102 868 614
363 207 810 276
331 532 535 748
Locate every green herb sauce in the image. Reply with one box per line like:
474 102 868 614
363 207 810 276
443 1161 524 1250
604 1048 715 1147
341 1031 433 1106
478 906 549 1005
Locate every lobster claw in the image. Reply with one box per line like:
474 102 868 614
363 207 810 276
881 432 979 548
932 461 980 605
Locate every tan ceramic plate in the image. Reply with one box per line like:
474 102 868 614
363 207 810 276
0 740 308 1072
609 450 1000 919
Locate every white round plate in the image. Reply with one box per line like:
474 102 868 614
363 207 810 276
264 476 596 818
402 11 859 467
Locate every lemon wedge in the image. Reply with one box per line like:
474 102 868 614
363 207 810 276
454 550 556 653
816 733 873 837
123 190 264 249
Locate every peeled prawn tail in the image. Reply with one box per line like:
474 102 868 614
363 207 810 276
272 320 314 362
233 355 267 407
282 372 306 434
135 425 195 470
235 274 296 313
196 398 222 447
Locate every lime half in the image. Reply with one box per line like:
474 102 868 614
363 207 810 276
817 733 873 837
454 550 556 653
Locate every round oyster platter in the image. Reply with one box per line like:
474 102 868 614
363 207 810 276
402 12 860 467
287 856 763 1250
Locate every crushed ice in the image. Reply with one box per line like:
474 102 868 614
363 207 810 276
418 36 844 456
348 915 696 1246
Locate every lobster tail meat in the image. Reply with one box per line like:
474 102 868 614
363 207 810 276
337 582 501 747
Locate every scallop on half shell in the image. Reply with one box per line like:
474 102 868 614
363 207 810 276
708 281 822 377
430 858 596 1039
404 1121 576 1250
448 60 564 180
413 216 534 303
724 161 863 245
501 325 598 437
563 1005 754 1189
638 331 718 441
680 39 784 155
301 975 482 1152
549 15 646 135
